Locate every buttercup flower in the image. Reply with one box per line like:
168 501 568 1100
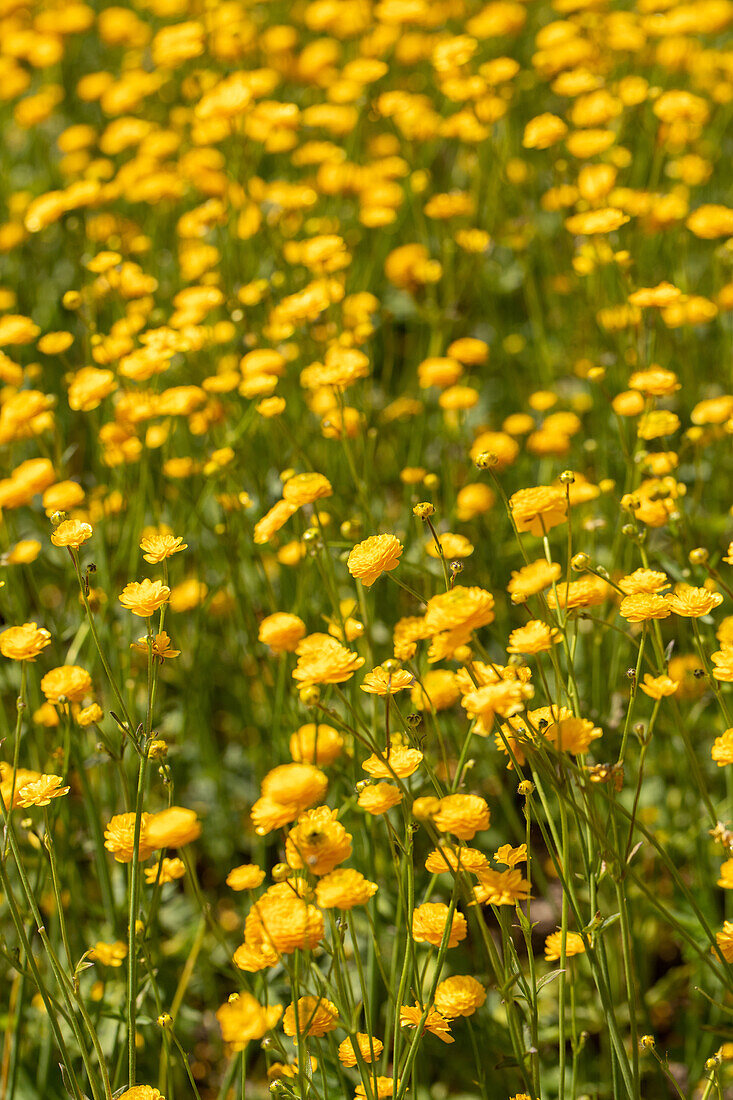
347 534 403 587
226 864 266 891
509 486 567 536
0 623 51 661
41 665 92 704
434 975 487 1018
432 794 491 840
544 931 586 961
119 579 171 617
16 774 70 807
338 1034 384 1067
358 783 403 815
217 993 283 1050
259 612 307 652
89 941 127 967
50 519 93 549
315 868 378 909
283 997 338 1038
665 584 723 617
400 1003 454 1043
360 666 414 695
139 534 187 563
289 723 343 765
412 903 467 948
285 806 352 875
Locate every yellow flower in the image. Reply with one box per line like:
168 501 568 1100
711 729 733 765
285 806 352 875
315 868 378 909
362 743 423 778
473 866 531 906
217 993 282 1050
716 922 733 963
432 794 490 841
146 807 201 850
665 584 724 618
358 783 403 815
259 612 306 653
640 675 679 699
426 532 474 559
104 812 155 863
338 1034 383 1067
282 471 333 506
434 975 486 1019
360 666 414 695
424 846 488 875
544 931 586 961
355 1077 398 1099
283 997 338 1038
260 763 328 815
400 1003 454 1043
0 623 51 661
493 843 528 867
412 903 467 948
347 533 403 587
119 579 171 617
717 860 733 889
5 539 42 565
289 723 344 765
226 864 266 891
144 858 185 885
619 594 672 623
130 632 181 661
78 703 104 726
245 887 324 955
40 665 92 704
89 941 127 968
139 534 187 563
507 620 560 655
508 558 561 602
16 774 70 807
619 569 670 595
50 519 93 549
292 633 365 685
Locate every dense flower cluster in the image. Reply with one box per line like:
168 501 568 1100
0 0 732 1096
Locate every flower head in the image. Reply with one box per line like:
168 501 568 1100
315 868 378 909
139 534 187 563
347 534 403 586
434 975 487 1018
338 1034 383 1067
544 931 586 961
51 519 93 549
0 623 51 661
509 486 567 536
412 902 467 948
119 579 171 617
217 993 282 1050
16 774 70 807
283 996 338 1038
41 665 92 704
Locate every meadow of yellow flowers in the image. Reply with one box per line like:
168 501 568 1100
0 0 732 1096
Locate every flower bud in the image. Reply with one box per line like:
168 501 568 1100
272 862 292 882
571 552 590 571
474 451 498 469
413 502 435 519
688 547 709 565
